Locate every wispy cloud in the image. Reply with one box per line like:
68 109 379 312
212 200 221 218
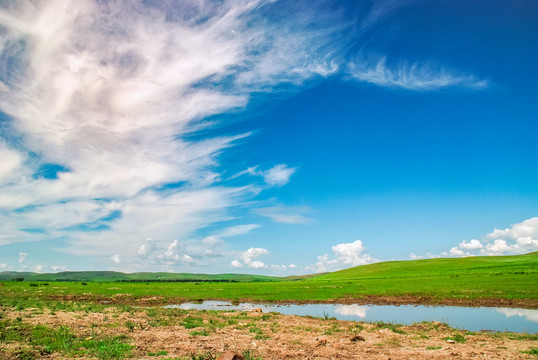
0 0 491 270
254 206 311 224
0 0 344 266
349 57 488 90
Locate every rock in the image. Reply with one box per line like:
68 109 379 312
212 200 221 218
216 351 245 360
252 308 263 313
316 339 328 347
446 339 456 344
351 335 365 342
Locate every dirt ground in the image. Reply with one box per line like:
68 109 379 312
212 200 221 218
3 306 537 360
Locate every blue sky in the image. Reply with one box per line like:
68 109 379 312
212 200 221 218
0 0 537 274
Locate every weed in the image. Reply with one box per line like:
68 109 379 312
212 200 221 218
426 346 442 350
242 349 263 360
189 351 215 360
125 321 136 332
521 348 538 355
182 316 204 329
190 329 209 336
148 350 169 356
442 333 466 343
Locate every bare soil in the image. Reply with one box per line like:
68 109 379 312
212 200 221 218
3 306 536 359
50 294 538 309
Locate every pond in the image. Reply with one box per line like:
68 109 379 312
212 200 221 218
163 301 538 333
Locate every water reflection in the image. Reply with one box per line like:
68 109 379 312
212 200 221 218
163 301 538 333
496 308 538 322
334 304 368 318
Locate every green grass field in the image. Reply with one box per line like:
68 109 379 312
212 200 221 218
1 252 536 307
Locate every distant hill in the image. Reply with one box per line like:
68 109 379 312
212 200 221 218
315 251 538 281
2 252 536 283
0 270 279 282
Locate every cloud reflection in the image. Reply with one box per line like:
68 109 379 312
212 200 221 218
334 304 368 318
496 308 538 323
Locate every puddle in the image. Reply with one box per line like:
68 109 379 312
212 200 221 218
163 301 538 333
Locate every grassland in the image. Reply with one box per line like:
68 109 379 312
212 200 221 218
1 252 537 308
1 253 537 359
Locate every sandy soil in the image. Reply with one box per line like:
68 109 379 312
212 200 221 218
2 306 536 359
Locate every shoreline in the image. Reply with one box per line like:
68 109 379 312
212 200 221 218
49 293 538 309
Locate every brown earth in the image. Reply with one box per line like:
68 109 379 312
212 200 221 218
2 306 536 359
47 294 538 309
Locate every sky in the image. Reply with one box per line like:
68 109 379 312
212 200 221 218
0 0 537 275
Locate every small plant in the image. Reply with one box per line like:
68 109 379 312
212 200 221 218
182 316 204 329
242 349 263 360
190 329 209 336
125 321 136 332
427 346 442 350
190 351 216 360
148 350 168 356
522 348 538 355
443 333 466 343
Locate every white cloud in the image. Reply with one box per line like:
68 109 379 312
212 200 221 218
289 263 297 269
217 224 260 238
248 260 266 269
311 240 376 273
0 0 345 265
262 164 296 187
231 247 268 269
0 1 489 270
33 264 45 273
434 217 538 258
241 247 268 264
349 57 488 90
110 255 121 264
50 265 67 272
230 259 243 268
332 240 374 266
18 252 27 264
459 239 483 250
1 262 8 269
0 142 24 185
254 206 311 224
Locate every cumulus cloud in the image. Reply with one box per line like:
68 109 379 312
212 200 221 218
459 239 483 250
254 206 311 224
110 255 121 264
312 240 376 273
436 217 538 258
231 247 269 269
18 252 27 264
230 259 243 268
332 240 375 266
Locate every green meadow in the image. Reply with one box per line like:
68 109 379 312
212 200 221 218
1 252 536 307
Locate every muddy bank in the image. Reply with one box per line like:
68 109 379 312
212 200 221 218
48 293 538 309
2 305 536 359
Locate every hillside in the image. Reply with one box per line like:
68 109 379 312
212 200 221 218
0 270 278 282
314 251 538 281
